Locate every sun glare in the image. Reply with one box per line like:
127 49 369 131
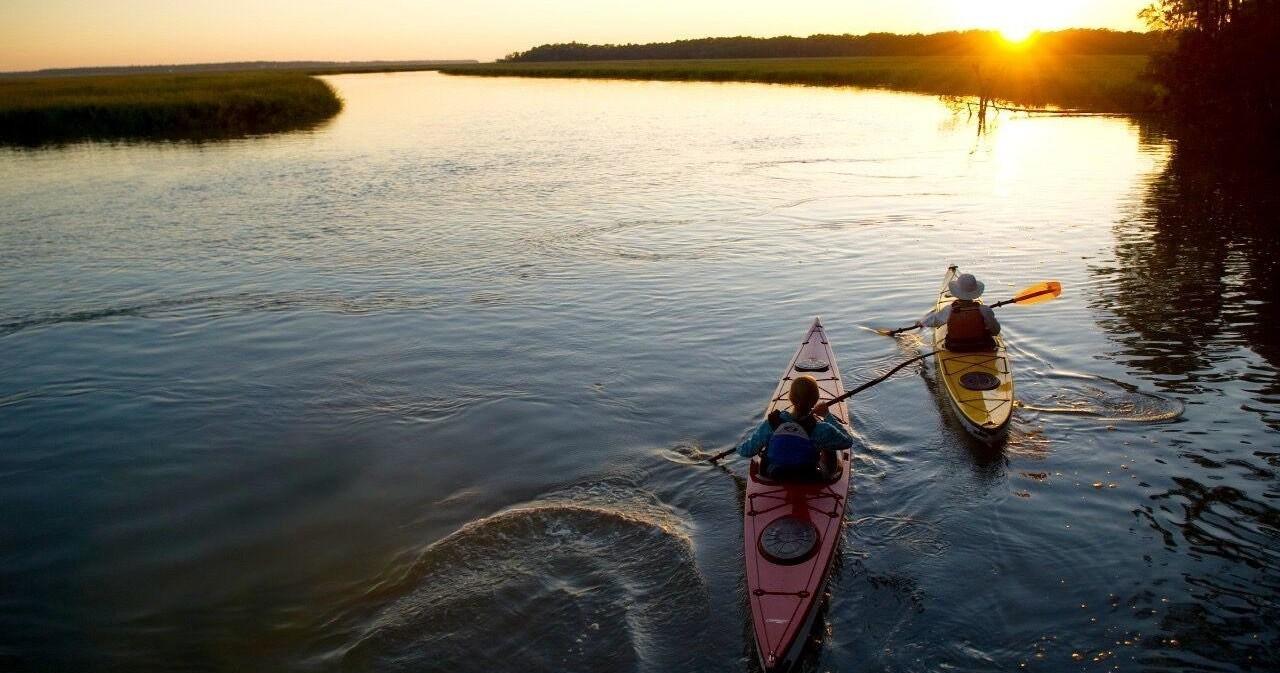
998 23 1036 44
967 0 1081 44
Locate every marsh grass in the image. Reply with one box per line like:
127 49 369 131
0 72 343 146
441 55 1156 112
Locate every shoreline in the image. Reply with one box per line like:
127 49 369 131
1 55 1161 147
0 71 344 147
440 55 1158 114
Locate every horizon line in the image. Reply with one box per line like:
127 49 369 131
2 26 1152 75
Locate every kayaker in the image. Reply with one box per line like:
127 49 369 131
735 375 854 480
917 272 1001 351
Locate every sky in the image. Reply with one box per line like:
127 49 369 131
2 0 1151 72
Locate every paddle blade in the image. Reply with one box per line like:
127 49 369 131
1011 281 1062 306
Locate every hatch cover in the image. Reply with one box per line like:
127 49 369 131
795 358 830 372
759 516 819 564
959 372 1001 391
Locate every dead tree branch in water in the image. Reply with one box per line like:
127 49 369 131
942 96 1117 117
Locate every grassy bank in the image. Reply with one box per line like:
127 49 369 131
3 60 477 79
441 55 1157 113
0 71 343 146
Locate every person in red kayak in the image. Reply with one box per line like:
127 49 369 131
735 375 854 480
917 272 1001 351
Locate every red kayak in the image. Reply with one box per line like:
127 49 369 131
744 317 852 672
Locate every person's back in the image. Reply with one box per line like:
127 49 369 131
944 298 997 351
735 375 854 480
918 273 1001 352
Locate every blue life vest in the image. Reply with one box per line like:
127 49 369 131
767 420 817 467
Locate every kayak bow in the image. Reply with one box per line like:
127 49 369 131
744 317 851 672
929 265 1014 443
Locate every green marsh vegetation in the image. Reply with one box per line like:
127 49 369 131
445 17 1279 147
441 29 1160 113
0 71 343 146
441 53 1155 113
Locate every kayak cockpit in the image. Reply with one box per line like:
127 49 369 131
751 454 844 485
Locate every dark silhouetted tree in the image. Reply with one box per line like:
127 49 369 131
1142 0 1279 148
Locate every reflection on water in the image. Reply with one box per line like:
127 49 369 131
1095 135 1280 419
1136 474 1279 670
1093 134 1280 670
0 72 1277 672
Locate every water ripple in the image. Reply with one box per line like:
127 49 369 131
337 480 713 673
0 290 442 337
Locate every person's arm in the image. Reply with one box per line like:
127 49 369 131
919 304 952 329
981 305 1002 336
811 403 855 450
736 420 773 457
817 417 854 450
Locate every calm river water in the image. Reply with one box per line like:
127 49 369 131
1 71 1277 672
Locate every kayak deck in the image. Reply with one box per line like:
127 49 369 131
744 317 851 672
930 266 1013 442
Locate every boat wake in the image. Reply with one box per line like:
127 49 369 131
339 479 716 673
846 515 949 561
1016 372 1185 423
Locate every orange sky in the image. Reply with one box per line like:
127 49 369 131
1 0 1150 72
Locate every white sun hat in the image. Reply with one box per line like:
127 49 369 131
948 273 986 300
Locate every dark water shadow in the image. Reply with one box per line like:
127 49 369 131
915 358 1011 475
269 445 749 673
1090 121 1280 669
1133 477 1280 669
1091 123 1280 425
0 116 340 151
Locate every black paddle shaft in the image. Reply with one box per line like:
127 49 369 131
813 350 938 411
708 350 938 464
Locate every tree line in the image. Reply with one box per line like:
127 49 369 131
1142 0 1277 148
500 30 1157 62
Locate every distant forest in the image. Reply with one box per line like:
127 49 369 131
1 60 477 79
501 30 1157 62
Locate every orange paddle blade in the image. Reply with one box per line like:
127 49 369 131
1011 281 1062 306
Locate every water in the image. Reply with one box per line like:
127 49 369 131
1 71 1276 672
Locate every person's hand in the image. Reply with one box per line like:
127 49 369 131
813 402 830 418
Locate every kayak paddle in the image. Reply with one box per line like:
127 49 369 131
874 280 1063 336
708 350 938 464
988 280 1062 308
875 324 922 337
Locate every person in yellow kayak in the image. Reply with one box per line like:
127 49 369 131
735 375 853 480
917 272 1001 351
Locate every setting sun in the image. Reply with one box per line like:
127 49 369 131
965 0 1082 43
999 23 1036 43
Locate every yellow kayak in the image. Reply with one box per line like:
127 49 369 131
929 265 1013 443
